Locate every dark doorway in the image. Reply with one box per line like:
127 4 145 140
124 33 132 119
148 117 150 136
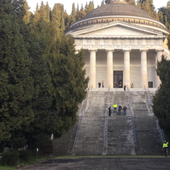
148 81 153 88
114 71 123 88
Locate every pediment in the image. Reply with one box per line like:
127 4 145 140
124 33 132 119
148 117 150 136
71 21 163 37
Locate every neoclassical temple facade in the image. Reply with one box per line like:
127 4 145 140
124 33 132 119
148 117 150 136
67 0 169 89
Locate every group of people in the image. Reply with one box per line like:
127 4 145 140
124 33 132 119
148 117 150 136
98 81 104 88
108 105 127 116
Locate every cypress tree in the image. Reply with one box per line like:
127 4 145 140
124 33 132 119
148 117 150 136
158 7 170 30
51 3 63 38
47 34 89 136
61 5 65 32
139 0 158 19
33 3 40 22
153 56 170 139
45 2 51 22
25 34 53 147
0 0 34 146
39 1 46 20
23 0 31 24
76 5 86 21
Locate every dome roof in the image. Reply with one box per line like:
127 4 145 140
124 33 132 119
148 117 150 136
68 1 167 32
82 2 155 21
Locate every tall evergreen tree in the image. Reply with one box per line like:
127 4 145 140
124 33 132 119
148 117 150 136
25 34 53 147
70 3 76 25
153 56 170 139
60 5 65 32
76 5 86 20
158 6 170 30
23 0 31 24
33 3 40 22
0 0 34 146
47 34 89 136
39 1 46 20
45 2 51 22
139 0 158 19
51 3 63 38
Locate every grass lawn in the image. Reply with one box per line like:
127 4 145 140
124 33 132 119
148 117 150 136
0 166 16 170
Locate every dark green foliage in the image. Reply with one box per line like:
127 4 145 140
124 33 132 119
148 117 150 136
158 7 170 29
0 0 34 145
138 0 158 19
47 35 88 137
1 150 19 166
153 57 170 139
19 150 33 162
0 0 89 149
25 30 54 147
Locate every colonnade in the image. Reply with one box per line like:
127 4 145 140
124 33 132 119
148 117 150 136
89 49 163 89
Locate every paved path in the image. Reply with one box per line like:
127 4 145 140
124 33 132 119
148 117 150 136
19 157 170 170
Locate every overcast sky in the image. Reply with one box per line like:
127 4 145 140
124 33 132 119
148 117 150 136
27 0 169 14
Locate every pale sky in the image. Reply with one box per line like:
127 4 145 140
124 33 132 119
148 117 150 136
27 0 169 14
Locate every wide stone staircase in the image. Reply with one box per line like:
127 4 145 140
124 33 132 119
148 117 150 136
130 91 162 155
73 91 107 155
107 91 135 155
53 90 163 156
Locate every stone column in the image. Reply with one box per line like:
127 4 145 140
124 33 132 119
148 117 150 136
155 50 163 88
123 49 131 88
89 49 97 88
140 49 148 88
106 50 114 88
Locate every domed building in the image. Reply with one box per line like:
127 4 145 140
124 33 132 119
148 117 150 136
66 0 169 89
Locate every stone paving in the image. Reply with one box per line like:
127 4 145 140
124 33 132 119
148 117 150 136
18 157 170 170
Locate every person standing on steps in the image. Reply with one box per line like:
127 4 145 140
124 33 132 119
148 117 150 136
118 105 122 115
162 140 169 157
123 106 127 115
124 85 126 91
108 107 111 116
113 104 117 114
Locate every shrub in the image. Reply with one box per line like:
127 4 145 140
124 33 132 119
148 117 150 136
1 150 19 166
19 150 33 162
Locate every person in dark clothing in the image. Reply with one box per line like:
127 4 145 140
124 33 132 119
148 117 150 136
98 82 101 88
124 85 126 91
108 107 111 116
118 105 122 115
123 106 127 115
162 140 169 157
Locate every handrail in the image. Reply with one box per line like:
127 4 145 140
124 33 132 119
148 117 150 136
156 120 165 143
128 89 137 148
147 89 165 143
103 87 110 154
73 89 90 150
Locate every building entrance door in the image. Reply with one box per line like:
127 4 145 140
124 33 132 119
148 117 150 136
114 71 123 88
